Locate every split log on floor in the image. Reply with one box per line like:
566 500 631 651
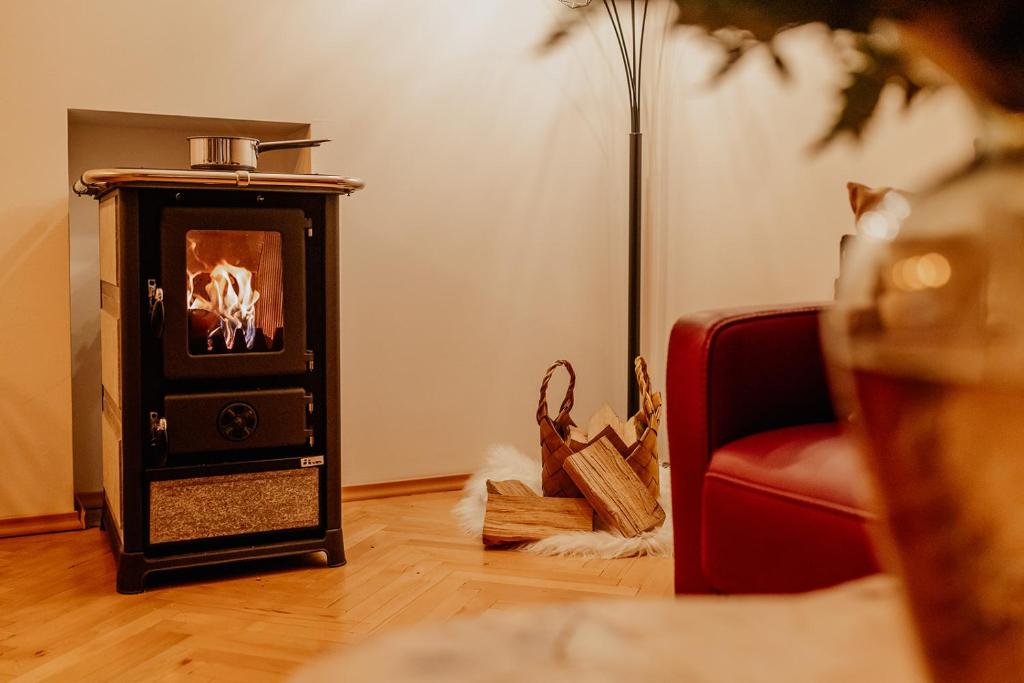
564 438 665 537
486 480 537 497
482 495 594 547
623 416 640 449
567 425 590 452
585 424 631 458
587 404 629 449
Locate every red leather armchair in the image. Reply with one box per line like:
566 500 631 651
666 304 880 594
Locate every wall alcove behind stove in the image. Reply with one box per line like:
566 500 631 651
68 110 314 497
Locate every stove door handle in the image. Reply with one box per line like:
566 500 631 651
147 280 164 338
149 412 168 449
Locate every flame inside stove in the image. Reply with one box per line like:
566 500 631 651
187 238 261 351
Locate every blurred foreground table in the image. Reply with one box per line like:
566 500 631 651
294 576 927 682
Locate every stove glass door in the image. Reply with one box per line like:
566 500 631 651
161 207 308 379
186 229 284 356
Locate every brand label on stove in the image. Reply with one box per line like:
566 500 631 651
300 456 324 468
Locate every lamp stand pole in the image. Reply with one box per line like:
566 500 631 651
627 130 642 416
558 0 648 417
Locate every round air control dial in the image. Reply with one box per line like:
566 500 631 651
218 402 259 441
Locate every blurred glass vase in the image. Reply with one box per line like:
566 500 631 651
826 107 1024 681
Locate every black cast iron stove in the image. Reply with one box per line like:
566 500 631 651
75 166 363 593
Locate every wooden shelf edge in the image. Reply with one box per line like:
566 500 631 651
342 473 469 502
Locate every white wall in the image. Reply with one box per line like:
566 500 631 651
0 1 977 519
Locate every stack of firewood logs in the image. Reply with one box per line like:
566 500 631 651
482 397 665 547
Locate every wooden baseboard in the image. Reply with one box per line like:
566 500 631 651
342 473 469 502
0 511 84 539
75 491 105 529
75 491 105 510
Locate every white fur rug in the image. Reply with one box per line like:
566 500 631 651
453 444 673 558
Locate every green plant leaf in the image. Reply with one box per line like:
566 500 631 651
667 1 877 41
812 36 932 148
541 0 936 149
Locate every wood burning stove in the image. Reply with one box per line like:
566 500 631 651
76 167 363 593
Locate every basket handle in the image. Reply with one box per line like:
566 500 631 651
634 356 657 417
537 360 576 425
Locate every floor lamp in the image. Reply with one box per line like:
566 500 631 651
558 0 648 415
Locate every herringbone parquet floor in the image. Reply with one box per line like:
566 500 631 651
0 491 673 681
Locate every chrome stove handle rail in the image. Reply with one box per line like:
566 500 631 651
71 168 365 196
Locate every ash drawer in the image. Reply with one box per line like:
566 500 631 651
149 465 320 544
164 388 312 454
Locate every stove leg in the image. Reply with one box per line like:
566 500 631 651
102 503 146 594
116 552 148 595
324 528 346 568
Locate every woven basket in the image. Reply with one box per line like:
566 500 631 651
536 358 662 499
537 360 582 498
625 357 662 499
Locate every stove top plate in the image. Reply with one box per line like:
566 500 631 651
74 167 365 197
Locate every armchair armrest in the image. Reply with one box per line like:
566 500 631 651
666 303 835 593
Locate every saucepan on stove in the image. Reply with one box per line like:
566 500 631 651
188 136 330 171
